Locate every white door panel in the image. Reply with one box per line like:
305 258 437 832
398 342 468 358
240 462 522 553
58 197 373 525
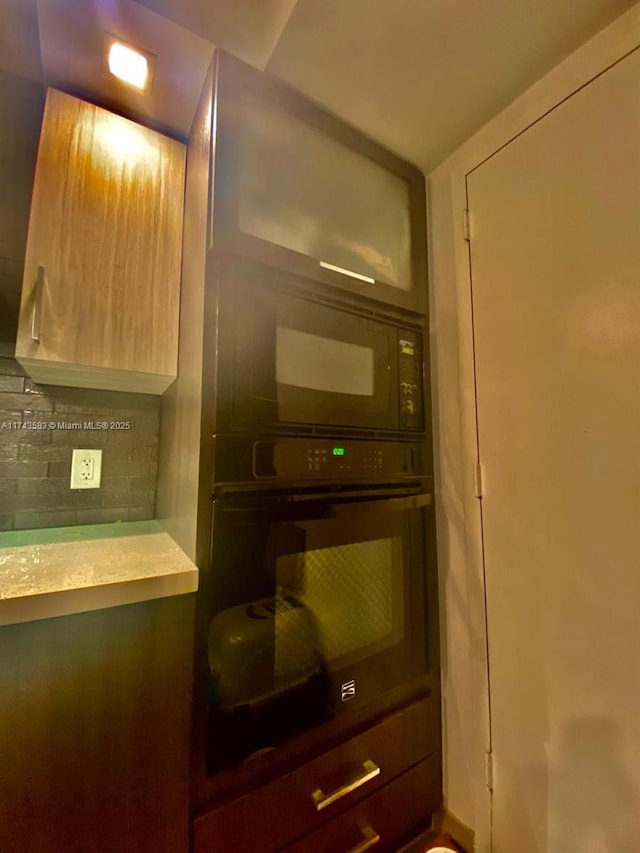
467 48 640 853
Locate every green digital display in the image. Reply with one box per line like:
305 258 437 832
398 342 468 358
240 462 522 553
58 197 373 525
332 447 345 456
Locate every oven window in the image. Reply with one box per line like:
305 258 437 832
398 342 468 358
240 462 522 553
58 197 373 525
274 537 403 671
275 327 375 397
206 496 426 774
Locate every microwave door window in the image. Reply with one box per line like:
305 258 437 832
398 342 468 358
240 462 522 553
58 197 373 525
274 325 392 426
276 327 375 396
233 285 400 431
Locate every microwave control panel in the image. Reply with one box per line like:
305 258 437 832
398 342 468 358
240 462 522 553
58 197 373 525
398 329 422 431
253 439 422 480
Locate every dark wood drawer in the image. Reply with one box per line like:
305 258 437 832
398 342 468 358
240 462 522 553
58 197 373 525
193 695 439 853
282 757 441 853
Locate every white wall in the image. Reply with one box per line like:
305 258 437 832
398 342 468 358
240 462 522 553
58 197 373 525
428 6 640 850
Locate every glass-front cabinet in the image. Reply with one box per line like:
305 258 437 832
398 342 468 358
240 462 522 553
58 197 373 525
211 51 428 314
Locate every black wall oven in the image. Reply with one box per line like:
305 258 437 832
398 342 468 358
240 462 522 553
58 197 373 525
213 263 425 437
205 480 433 775
195 262 437 796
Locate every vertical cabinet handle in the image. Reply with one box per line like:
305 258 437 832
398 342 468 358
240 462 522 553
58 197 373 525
31 265 45 342
311 760 381 811
346 826 380 853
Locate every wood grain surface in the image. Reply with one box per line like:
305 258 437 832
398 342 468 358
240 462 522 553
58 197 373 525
15 89 185 393
0 594 195 853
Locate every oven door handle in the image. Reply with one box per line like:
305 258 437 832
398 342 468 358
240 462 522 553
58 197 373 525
217 491 431 522
331 491 431 517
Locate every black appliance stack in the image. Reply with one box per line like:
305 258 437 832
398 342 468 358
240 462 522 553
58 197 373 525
190 50 441 849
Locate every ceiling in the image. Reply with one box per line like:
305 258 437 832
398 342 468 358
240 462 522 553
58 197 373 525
1 0 636 168
266 0 638 171
0 0 42 81
35 0 213 139
131 0 298 70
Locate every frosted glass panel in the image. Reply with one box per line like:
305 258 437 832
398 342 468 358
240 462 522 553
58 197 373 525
276 327 374 396
237 93 413 290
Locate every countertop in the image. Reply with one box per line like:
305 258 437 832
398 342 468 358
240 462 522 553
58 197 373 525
0 520 198 626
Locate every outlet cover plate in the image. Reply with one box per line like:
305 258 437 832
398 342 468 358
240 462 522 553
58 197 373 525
70 449 102 489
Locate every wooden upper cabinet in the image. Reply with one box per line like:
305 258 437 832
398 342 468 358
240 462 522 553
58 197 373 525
15 89 186 394
211 51 428 315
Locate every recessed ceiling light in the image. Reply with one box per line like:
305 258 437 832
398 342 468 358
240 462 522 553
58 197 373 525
107 39 150 91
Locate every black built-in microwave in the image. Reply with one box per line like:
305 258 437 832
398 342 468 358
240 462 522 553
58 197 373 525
212 263 426 438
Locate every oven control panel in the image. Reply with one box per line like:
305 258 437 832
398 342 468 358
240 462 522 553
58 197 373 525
253 439 422 480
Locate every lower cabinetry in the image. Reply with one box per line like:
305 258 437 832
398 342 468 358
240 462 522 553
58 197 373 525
0 595 194 853
193 694 441 853
282 758 440 853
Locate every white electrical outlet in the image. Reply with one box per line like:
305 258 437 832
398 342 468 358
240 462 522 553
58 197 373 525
70 449 102 490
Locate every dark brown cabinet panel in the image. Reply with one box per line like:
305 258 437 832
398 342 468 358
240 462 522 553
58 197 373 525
193 695 439 853
0 69 44 346
0 595 194 853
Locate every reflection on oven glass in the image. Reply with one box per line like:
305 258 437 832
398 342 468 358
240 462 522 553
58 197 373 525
279 538 403 665
207 537 403 711
208 592 322 711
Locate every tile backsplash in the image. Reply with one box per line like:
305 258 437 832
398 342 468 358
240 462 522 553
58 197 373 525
0 357 160 531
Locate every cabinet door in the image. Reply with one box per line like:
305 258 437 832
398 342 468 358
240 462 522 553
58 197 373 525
0 595 194 853
213 51 428 315
15 89 185 394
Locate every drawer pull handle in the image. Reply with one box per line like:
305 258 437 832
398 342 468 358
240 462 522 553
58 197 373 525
346 826 380 853
31 265 45 342
311 760 381 811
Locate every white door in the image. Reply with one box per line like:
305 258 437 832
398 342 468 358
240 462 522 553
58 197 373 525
467 48 640 853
